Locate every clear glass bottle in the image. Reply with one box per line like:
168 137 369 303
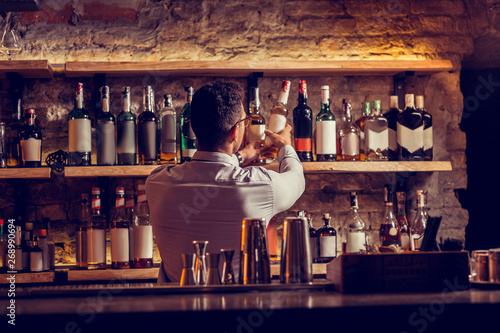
133 184 154 268
396 191 410 251
315 85 336 162
117 86 137 165
342 192 366 253
263 80 291 161
96 86 116 166
158 94 177 164
87 188 106 269
415 95 433 161
411 190 428 251
19 108 42 167
68 82 92 166
29 236 43 272
383 95 400 161
76 193 89 269
38 229 50 271
110 187 130 269
397 94 424 160
138 86 158 165
355 102 371 161
292 80 313 162
339 99 361 161
246 87 266 163
125 187 135 267
22 222 33 271
306 213 318 263
317 213 337 262
379 184 401 247
6 98 23 167
365 100 389 161
180 86 197 163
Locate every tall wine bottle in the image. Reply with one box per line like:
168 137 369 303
19 108 42 167
96 86 116 166
263 80 291 161
158 94 177 164
292 80 313 162
68 82 92 166
117 86 137 165
138 86 157 165
315 85 336 161
180 86 196 163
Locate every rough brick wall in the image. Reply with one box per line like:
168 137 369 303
0 0 486 264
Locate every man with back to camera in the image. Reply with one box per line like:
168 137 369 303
146 80 305 283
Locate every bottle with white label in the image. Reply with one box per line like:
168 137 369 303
96 86 116 166
315 85 336 161
415 95 433 161
339 99 361 161
133 184 154 268
397 94 424 160
68 82 92 166
38 229 50 271
317 213 337 262
117 86 137 165
138 86 158 165
110 187 130 269
342 192 367 254
263 80 291 162
383 96 401 161
379 184 401 247
246 87 266 163
158 94 177 164
411 190 428 251
87 188 106 269
180 87 196 163
29 236 43 272
125 187 135 267
19 108 42 167
365 100 389 161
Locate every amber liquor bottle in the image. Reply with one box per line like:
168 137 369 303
318 213 337 262
138 86 158 165
383 96 401 161
292 80 313 162
415 95 433 161
397 94 424 160
68 83 92 166
19 109 42 167
110 187 130 269
396 191 410 251
263 80 291 161
6 98 24 167
379 184 401 247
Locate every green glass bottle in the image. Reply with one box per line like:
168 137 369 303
180 87 196 163
117 86 137 165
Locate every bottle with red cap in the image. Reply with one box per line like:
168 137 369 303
87 188 106 269
110 187 130 269
292 80 313 162
38 228 50 271
19 108 42 167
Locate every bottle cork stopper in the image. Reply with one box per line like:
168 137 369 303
323 213 330 218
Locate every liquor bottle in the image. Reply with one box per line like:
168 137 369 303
117 86 137 165
411 190 428 251
355 102 371 161
415 95 433 161
317 213 337 262
396 191 410 251
379 184 401 247
246 87 266 163
180 86 197 163
76 193 89 269
6 98 23 167
339 99 361 161
19 108 42 167
0 123 6 168
383 95 400 161
68 82 92 166
342 192 366 254
133 184 154 268
158 94 177 164
292 80 313 162
37 229 50 271
365 100 389 161
0 220 5 272
125 187 135 267
12 226 23 271
30 236 43 272
87 188 106 269
315 85 336 161
305 213 318 263
263 80 291 161
95 86 116 166
397 94 424 160
110 187 130 269
138 86 158 165
22 222 33 271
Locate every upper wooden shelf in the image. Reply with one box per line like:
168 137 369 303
64 165 161 178
0 167 51 179
0 60 54 78
64 60 454 77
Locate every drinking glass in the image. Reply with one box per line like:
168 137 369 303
0 13 22 59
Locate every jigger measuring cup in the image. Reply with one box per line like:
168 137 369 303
206 253 221 285
180 253 197 286
239 218 271 284
193 240 209 285
220 249 235 284
280 217 313 283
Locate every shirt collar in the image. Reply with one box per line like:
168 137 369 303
191 151 237 166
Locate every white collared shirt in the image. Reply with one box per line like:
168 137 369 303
146 145 305 282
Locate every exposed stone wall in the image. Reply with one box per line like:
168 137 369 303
0 0 480 264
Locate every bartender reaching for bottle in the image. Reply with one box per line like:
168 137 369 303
146 80 305 283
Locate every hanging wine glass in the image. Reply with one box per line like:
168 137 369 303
0 12 22 59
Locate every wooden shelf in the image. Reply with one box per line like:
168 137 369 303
264 161 452 173
0 60 54 78
1 271 55 284
64 165 161 178
0 167 51 179
64 59 454 77
67 267 159 282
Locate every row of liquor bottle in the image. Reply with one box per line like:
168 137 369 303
287 186 429 264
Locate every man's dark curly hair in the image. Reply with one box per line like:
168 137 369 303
191 80 244 151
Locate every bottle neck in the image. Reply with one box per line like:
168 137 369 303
101 97 110 112
122 89 131 112
24 115 35 126
75 93 83 109
91 195 101 216
277 90 289 105
322 218 331 227
298 93 307 105
115 194 125 208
